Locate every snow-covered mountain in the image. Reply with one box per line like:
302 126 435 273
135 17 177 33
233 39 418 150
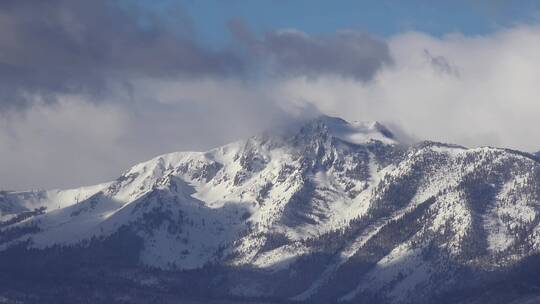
2 115 540 304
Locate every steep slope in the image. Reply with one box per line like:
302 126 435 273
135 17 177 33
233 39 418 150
2 115 540 304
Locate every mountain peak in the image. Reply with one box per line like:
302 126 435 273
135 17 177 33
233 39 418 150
297 115 397 145
4 113 540 304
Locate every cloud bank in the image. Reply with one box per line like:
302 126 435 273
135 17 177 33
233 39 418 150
278 26 540 151
1 1 540 190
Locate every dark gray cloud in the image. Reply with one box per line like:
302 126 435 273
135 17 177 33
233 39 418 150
0 1 392 109
0 0 243 108
229 20 393 80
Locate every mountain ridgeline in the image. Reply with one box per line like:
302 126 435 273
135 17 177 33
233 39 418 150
2 116 540 303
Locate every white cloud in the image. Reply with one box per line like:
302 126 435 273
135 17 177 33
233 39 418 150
0 98 129 190
0 79 293 190
274 25 540 151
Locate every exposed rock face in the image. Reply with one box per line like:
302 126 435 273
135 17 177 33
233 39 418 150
2 116 540 303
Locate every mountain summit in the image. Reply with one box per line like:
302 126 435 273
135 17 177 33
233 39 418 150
292 115 397 145
2 116 540 304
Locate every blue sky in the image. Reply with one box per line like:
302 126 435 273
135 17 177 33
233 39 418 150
167 0 540 47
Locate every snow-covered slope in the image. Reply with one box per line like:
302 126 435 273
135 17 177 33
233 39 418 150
2 115 540 304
